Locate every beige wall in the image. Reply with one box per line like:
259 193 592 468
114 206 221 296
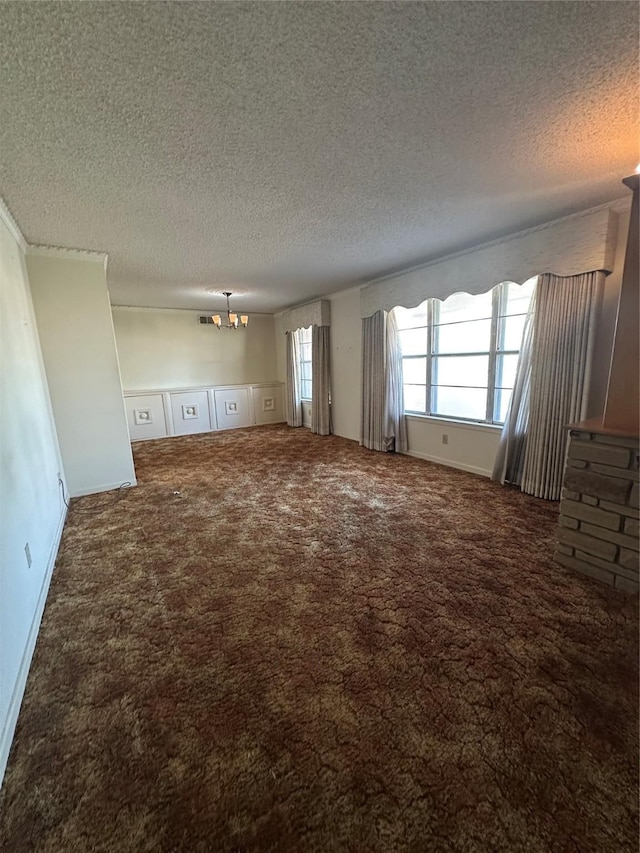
0 214 66 782
328 288 361 442
28 253 136 497
588 204 630 420
112 307 278 391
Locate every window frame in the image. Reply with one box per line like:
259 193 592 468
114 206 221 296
298 326 313 402
399 281 533 426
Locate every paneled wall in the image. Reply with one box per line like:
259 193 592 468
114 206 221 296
124 383 284 441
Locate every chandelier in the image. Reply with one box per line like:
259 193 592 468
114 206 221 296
212 292 248 330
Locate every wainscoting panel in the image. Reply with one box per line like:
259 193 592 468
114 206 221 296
125 393 168 441
124 383 284 440
252 385 284 425
170 391 211 436
214 388 252 430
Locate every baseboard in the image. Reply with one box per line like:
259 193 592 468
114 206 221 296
0 504 67 788
70 479 137 498
402 449 491 479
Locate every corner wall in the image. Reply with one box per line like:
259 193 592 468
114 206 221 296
0 211 66 785
27 252 136 497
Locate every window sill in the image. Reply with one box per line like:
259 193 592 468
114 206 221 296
404 413 503 433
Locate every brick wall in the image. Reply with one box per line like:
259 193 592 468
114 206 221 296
556 429 639 593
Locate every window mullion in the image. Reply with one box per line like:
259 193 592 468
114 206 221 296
486 286 500 423
426 300 435 415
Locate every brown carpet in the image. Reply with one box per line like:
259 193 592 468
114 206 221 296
1 425 638 852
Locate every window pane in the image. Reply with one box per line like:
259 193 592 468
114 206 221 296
502 277 536 316
301 361 312 381
436 290 493 325
402 357 427 385
404 384 427 413
499 314 526 351
400 327 428 356
300 342 312 362
299 326 312 343
431 386 487 421
496 353 518 389
395 301 429 330
494 388 514 424
433 355 489 388
301 380 312 400
435 318 491 354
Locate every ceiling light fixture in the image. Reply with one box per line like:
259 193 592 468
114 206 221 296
212 292 248 330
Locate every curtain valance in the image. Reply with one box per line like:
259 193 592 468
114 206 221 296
360 206 618 318
281 299 331 333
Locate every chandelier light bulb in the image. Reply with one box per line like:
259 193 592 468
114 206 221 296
211 293 248 330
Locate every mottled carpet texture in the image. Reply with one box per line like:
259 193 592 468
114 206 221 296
1 426 638 852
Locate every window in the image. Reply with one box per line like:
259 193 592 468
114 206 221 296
397 278 536 424
298 326 312 400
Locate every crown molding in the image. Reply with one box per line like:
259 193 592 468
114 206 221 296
361 195 631 290
609 194 632 215
110 303 273 316
26 244 108 271
27 244 106 261
0 197 27 251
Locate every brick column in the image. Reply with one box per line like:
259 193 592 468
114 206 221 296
556 428 639 592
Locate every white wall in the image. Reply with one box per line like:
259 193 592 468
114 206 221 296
275 312 286 386
27 253 136 497
112 307 278 391
0 211 66 785
405 417 501 478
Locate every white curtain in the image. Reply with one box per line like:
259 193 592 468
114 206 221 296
361 309 408 452
285 330 302 427
385 309 408 452
521 271 603 499
311 325 331 435
492 285 537 486
494 271 603 499
361 311 386 451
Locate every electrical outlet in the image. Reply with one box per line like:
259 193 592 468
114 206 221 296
442 434 449 445
25 542 32 568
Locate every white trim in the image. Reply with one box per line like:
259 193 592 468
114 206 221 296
123 381 284 396
360 205 618 317
111 304 273 316
363 197 627 290
281 299 331 334
276 283 364 316
402 448 491 478
0 505 67 788
26 244 108 267
0 197 27 251
609 195 632 216
70 479 136 498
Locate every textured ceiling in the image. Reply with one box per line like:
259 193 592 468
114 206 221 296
1 1 638 313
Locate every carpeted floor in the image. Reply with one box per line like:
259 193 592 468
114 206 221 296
1 425 638 852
